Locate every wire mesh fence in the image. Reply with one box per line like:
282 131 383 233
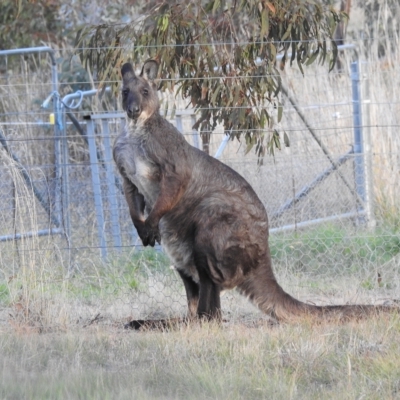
0 42 399 329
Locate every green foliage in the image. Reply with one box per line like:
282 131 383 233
0 0 64 50
270 223 400 278
0 282 10 305
59 56 92 93
128 247 171 272
75 0 346 157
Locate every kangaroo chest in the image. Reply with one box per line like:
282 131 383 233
114 132 160 207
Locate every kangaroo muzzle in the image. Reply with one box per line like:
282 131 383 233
126 102 141 119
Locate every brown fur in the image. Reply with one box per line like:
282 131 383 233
114 60 397 326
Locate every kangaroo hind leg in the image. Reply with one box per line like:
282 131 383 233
193 249 222 321
176 269 199 320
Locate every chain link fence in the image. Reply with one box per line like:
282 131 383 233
0 43 399 329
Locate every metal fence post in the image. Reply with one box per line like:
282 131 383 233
101 119 122 251
86 118 107 259
191 114 201 149
60 102 71 241
214 133 230 159
359 62 376 228
351 61 367 217
175 114 183 134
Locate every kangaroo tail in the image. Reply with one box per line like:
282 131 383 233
238 260 398 322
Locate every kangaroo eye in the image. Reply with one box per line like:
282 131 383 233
142 88 148 96
122 89 129 96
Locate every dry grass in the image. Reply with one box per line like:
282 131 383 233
1 314 400 399
1 37 400 400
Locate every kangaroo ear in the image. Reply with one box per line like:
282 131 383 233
121 63 135 80
140 60 159 82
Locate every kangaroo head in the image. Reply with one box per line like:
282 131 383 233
121 60 159 121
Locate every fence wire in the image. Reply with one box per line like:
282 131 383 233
0 44 399 328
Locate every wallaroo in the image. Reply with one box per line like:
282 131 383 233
113 59 397 328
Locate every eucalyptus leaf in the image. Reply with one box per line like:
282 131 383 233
277 103 283 123
75 0 345 160
283 131 290 147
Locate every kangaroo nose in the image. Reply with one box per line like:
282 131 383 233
129 105 139 113
128 104 141 118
